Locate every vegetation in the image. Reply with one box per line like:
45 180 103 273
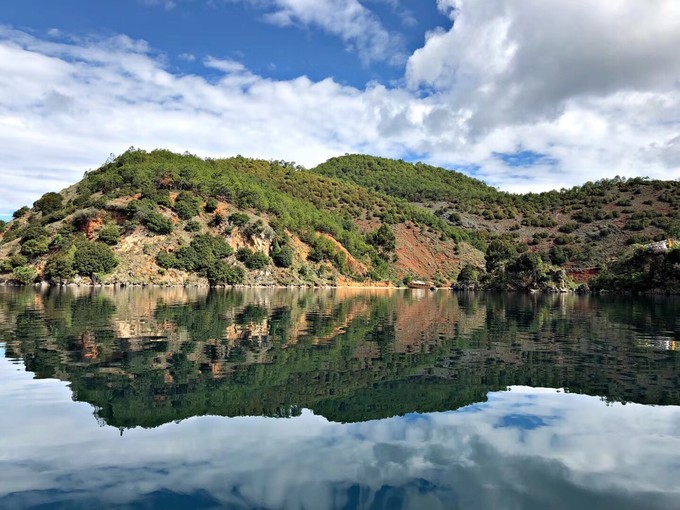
1 149 679 290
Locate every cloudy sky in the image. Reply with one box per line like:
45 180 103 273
1 0 679 218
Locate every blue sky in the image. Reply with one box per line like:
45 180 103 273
0 0 679 219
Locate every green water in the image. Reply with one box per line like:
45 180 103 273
0 287 678 509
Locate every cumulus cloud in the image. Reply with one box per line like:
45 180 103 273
1 0 680 214
237 0 405 65
406 0 680 190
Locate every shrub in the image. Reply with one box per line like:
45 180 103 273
98 224 120 245
21 224 49 243
272 245 293 268
12 206 29 219
33 192 64 214
44 251 76 283
173 191 200 220
145 212 174 235
209 213 225 227
206 261 245 285
184 220 201 232
204 198 219 213
245 251 270 270
20 237 50 258
12 266 37 285
229 212 250 227
0 220 5 233
0 259 12 272
74 242 118 276
558 222 579 234
457 264 479 284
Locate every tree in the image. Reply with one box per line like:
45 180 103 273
98 224 120 245
74 242 118 276
12 266 37 285
33 192 64 214
12 206 29 219
44 251 76 283
145 212 174 235
20 237 50 258
229 212 250 227
457 264 479 284
173 191 200 220
272 245 293 268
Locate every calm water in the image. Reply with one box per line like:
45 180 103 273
1 287 679 509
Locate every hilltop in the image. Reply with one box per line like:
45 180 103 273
1 149 678 291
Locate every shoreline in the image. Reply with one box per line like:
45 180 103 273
1 281 678 295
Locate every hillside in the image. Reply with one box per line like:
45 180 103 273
1 149 678 291
314 155 680 289
0 149 481 287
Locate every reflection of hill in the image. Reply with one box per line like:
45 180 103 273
0 288 678 428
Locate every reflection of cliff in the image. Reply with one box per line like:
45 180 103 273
1 287 679 428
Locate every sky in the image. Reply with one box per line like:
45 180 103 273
1 0 679 219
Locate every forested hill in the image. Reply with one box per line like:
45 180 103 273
0 149 480 288
0 149 678 291
312 154 680 290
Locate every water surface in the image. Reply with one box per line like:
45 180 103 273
1 287 678 509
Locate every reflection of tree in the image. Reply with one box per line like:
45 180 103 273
1 288 678 429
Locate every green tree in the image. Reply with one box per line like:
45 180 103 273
74 242 118 276
145 212 174 235
229 212 250 227
173 191 200 220
12 266 37 285
44 250 76 283
20 236 50 258
12 206 29 219
98 224 120 245
33 192 64 214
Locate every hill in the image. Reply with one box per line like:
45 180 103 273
0 149 481 287
1 149 678 291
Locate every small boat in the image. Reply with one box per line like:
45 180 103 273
407 280 431 289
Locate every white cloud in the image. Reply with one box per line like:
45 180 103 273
406 0 680 190
1 0 680 214
237 0 404 65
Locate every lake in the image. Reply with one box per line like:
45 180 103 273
0 287 679 509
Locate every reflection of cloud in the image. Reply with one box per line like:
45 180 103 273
1 348 679 510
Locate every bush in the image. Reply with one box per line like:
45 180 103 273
21 224 49 243
0 220 6 233
12 266 37 285
272 245 293 268
173 191 200 220
209 213 225 227
184 220 201 232
236 247 253 263
457 264 479 284
12 206 29 219
229 212 250 227
204 198 219 213
74 242 118 276
44 251 76 283
98 224 120 245
558 222 579 234
0 259 12 272
145 212 174 235
20 237 50 258
242 219 265 239
33 192 64 214
245 251 270 270
206 260 245 285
